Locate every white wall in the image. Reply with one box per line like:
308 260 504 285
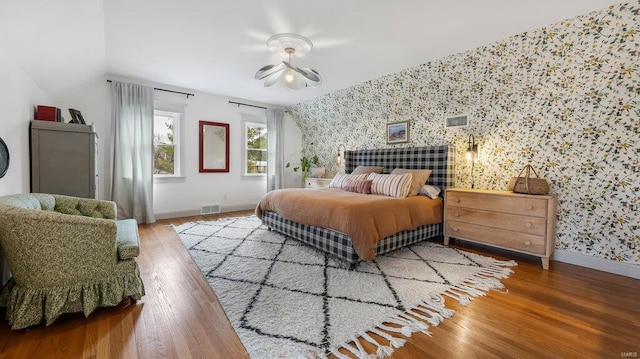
58 76 303 219
0 49 51 196
0 45 51 285
0 0 106 103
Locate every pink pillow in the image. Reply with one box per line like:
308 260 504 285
343 179 372 194
328 173 368 189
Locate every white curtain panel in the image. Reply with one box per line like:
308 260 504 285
266 108 285 191
109 81 155 223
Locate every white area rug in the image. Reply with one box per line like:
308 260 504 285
173 216 516 358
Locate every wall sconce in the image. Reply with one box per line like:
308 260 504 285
466 135 478 188
336 144 346 165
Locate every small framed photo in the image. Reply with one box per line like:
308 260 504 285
68 109 86 125
386 121 409 144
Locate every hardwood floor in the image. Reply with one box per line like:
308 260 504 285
1 211 638 358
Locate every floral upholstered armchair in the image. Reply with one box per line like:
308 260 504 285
0 193 145 329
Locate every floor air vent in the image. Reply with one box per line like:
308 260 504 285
201 204 221 214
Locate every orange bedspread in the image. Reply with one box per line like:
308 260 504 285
255 188 443 260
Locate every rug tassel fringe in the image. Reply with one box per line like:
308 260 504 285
407 307 444 327
361 332 393 358
443 290 472 305
330 347 352 359
378 322 414 338
324 258 517 358
370 328 406 348
421 298 455 318
443 267 517 305
337 338 376 359
398 313 431 336
353 337 377 359
478 263 516 279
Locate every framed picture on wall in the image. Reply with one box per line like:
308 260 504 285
386 121 409 144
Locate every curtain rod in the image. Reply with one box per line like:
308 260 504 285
228 101 289 113
106 80 194 98
228 101 266 110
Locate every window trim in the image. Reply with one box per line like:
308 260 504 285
241 119 267 177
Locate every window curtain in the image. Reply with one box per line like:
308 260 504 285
110 81 156 223
266 108 284 191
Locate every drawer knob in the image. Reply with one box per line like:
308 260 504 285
524 240 532 246
454 212 460 217
452 227 459 232
525 205 533 210
454 198 460 203
525 222 532 228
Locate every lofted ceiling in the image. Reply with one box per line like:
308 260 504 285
2 0 622 106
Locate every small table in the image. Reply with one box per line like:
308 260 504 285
444 188 557 269
305 177 332 189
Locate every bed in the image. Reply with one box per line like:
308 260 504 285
256 145 455 264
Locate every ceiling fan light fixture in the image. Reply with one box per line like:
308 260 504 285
255 33 322 90
284 69 295 83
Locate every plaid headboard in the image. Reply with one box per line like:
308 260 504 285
344 145 455 191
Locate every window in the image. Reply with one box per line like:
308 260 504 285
242 121 267 176
153 110 181 177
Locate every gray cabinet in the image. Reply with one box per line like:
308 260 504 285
30 121 98 199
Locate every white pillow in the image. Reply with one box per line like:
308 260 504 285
419 185 441 199
328 173 369 189
367 173 413 198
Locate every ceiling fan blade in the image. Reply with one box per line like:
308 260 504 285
255 63 285 80
263 71 283 87
294 67 321 83
299 67 322 87
254 65 274 80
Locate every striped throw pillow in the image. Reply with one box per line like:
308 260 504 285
367 173 414 198
390 168 432 196
328 173 369 189
343 179 372 194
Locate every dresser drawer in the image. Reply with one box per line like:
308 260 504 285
445 220 546 255
446 191 548 217
305 178 332 189
445 207 547 236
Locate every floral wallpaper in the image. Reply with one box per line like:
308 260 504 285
288 2 639 266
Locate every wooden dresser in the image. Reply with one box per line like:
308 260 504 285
444 188 557 269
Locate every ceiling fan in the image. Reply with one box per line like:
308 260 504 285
254 33 322 90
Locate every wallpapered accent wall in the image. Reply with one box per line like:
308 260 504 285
288 2 639 265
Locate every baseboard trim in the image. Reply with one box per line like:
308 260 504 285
552 250 640 279
154 209 201 220
220 203 257 213
154 203 256 220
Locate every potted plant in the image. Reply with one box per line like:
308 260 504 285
308 156 326 178
286 155 325 180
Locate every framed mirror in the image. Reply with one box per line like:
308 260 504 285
0 137 9 178
199 121 229 173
